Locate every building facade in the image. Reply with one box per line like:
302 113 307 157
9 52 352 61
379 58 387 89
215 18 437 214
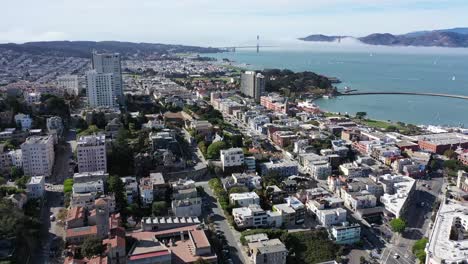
21 135 55 176
76 134 107 173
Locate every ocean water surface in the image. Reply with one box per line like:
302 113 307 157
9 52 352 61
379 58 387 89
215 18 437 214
208 42 468 126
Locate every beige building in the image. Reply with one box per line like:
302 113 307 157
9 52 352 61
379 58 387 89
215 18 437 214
21 135 55 176
76 134 107 173
248 238 287 264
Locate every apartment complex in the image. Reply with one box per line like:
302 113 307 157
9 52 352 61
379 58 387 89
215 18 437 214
92 51 123 102
85 70 115 108
21 135 55 176
76 134 107 173
57 75 80 95
241 71 265 102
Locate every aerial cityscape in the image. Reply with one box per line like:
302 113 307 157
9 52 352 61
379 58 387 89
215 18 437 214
1 1 468 264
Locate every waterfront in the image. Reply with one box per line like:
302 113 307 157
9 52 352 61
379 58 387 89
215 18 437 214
209 45 468 126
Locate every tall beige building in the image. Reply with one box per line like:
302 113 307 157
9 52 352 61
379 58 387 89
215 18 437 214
21 135 55 177
76 134 107 173
91 51 123 103
241 71 265 102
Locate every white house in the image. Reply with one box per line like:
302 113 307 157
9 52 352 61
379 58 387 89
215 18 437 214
72 180 104 194
220 148 244 169
14 113 32 131
26 176 45 199
229 192 260 207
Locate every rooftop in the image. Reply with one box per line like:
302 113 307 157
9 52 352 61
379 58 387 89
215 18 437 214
427 200 468 263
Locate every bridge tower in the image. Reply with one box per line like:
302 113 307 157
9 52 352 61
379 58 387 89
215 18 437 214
257 35 260 53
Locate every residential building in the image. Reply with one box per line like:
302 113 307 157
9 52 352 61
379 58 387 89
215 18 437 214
379 174 416 218
172 197 202 217
309 160 332 180
233 204 269 228
330 223 361 244
46 116 64 137
339 163 364 178
121 176 138 204
76 134 107 173
425 199 468 264
26 176 45 199
139 177 154 206
248 238 288 264
260 93 288 113
24 92 41 105
241 71 265 102
220 147 244 169
271 131 297 147
91 51 123 103
457 170 468 192
459 152 468 166
21 135 55 176
307 197 347 227
85 70 116 108
57 75 80 95
260 160 298 177
72 180 104 194
73 171 108 184
14 113 32 131
230 192 260 207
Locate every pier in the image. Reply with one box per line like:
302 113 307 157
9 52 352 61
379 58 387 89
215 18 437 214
338 91 468 100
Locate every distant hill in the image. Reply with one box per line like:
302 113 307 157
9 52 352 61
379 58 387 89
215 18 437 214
300 28 468 47
0 41 221 58
298 34 344 42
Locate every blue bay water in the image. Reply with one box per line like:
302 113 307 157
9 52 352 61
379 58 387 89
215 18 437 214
208 45 468 126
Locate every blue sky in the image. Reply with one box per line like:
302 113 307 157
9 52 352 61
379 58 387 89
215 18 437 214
1 0 468 46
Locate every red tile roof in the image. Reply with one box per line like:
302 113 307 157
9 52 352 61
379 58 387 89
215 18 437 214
66 225 98 238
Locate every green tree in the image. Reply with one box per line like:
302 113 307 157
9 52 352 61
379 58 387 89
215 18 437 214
78 125 101 136
81 237 105 258
230 135 243 148
108 175 127 211
206 141 228 160
198 141 207 157
443 149 457 159
108 128 134 176
15 176 30 189
63 179 74 194
355 112 367 119
152 201 168 216
194 257 209 264
412 238 428 263
10 167 24 179
389 218 406 233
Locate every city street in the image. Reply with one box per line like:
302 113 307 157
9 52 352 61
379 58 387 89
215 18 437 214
196 181 249 264
32 189 65 264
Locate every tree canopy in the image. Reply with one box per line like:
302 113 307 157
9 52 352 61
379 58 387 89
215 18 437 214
81 237 105 258
389 218 406 233
152 201 168 216
206 141 228 159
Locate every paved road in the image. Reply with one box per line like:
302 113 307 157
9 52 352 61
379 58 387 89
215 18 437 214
380 175 444 264
196 181 249 264
32 189 65 264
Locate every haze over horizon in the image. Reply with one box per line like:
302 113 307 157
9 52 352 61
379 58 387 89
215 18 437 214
2 0 468 46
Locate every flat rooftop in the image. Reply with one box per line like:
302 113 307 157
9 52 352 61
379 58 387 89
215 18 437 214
427 200 468 262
